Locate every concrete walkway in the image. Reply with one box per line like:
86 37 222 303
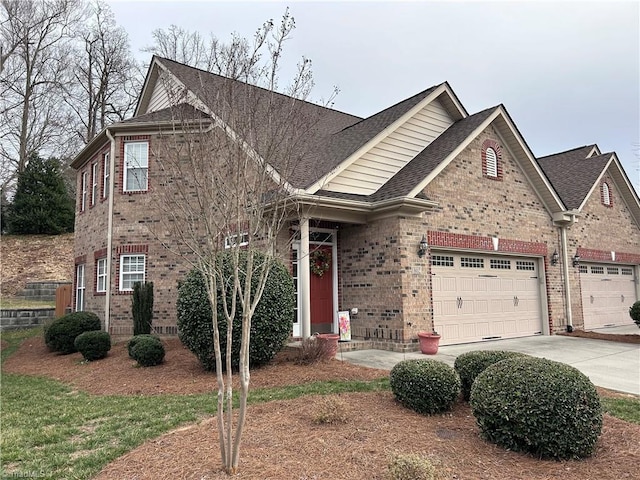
339 330 640 395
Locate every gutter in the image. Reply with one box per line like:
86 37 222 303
554 210 578 332
104 129 116 334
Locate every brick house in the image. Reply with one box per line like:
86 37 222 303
71 56 640 349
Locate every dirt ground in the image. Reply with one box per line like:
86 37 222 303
0 233 74 296
4 336 639 480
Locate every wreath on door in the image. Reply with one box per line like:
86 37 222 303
310 249 331 277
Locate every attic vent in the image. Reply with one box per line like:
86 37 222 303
481 139 503 180
601 182 612 207
486 148 497 177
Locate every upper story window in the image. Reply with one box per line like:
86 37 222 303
96 257 107 293
91 162 98 206
102 153 110 199
124 142 149 192
481 139 503 180
601 182 612 207
81 171 88 211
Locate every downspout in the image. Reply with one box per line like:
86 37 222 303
104 129 116 334
560 226 573 331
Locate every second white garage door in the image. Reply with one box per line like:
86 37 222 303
580 263 637 330
432 252 543 346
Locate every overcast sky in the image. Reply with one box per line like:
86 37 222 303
107 0 640 193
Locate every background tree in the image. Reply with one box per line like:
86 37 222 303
5 153 75 234
0 0 84 191
65 0 142 144
152 10 334 474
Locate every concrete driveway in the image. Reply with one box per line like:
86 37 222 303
340 333 640 395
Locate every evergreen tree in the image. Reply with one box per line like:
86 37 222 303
6 154 75 234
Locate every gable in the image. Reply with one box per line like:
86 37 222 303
422 123 554 236
322 96 456 195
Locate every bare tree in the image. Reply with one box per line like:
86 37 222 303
65 0 142 144
0 0 85 189
151 11 333 474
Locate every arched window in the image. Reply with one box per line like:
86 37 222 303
601 182 611 206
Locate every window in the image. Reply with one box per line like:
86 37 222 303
590 266 605 275
119 254 145 291
621 267 633 276
461 257 484 268
579 265 588 274
516 260 536 271
224 232 249 249
490 259 511 269
91 162 98 206
607 267 619 275
96 258 107 293
601 182 611 206
432 255 454 267
482 139 502 179
76 264 85 311
123 142 149 192
102 153 110 199
81 171 88 211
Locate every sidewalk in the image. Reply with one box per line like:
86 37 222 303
339 334 640 395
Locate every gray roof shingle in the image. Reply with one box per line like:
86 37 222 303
537 146 609 209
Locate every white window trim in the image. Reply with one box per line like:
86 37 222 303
96 258 107 293
81 172 88 211
119 254 146 292
224 232 249 249
123 142 149 193
102 153 110 199
76 264 85 311
91 162 98 206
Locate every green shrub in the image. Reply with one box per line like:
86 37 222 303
132 282 154 335
630 300 640 328
389 359 460 415
127 334 160 358
74 330 111 361
176 251 295 371
454 350 529 401
131 336 165 367
470 356 602 460
387 452 436 480
44 312 101 354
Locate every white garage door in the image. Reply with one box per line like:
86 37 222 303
580 264 637 330
432 252 543 345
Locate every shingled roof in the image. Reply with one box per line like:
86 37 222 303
537 145 610 209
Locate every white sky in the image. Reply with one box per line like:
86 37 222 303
107 0 640 193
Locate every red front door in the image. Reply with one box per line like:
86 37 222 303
310 246 334 333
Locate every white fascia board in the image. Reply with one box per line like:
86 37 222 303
587 145 601 158
70 130 109 169
305 83 455 194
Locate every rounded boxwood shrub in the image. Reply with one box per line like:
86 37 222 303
470 356 602 460
44 311 101 354
127 334 160 358
177 251 295 371
454 350 530 401
74 330 111 361
630 300 640 328
131 336 165 367
389 359 461 415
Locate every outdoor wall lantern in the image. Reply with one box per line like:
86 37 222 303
551 250 559 266
572 252 581 267
418 235 428 257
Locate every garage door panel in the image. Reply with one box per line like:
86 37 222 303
581 263 637 329
432 251 543 346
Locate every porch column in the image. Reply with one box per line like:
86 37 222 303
300 217 311 338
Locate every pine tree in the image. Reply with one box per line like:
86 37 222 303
6 154 75 234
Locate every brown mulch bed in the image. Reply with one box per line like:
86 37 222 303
558 329 640 344
4 337 639 479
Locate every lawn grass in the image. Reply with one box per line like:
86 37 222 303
0 328 637 479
